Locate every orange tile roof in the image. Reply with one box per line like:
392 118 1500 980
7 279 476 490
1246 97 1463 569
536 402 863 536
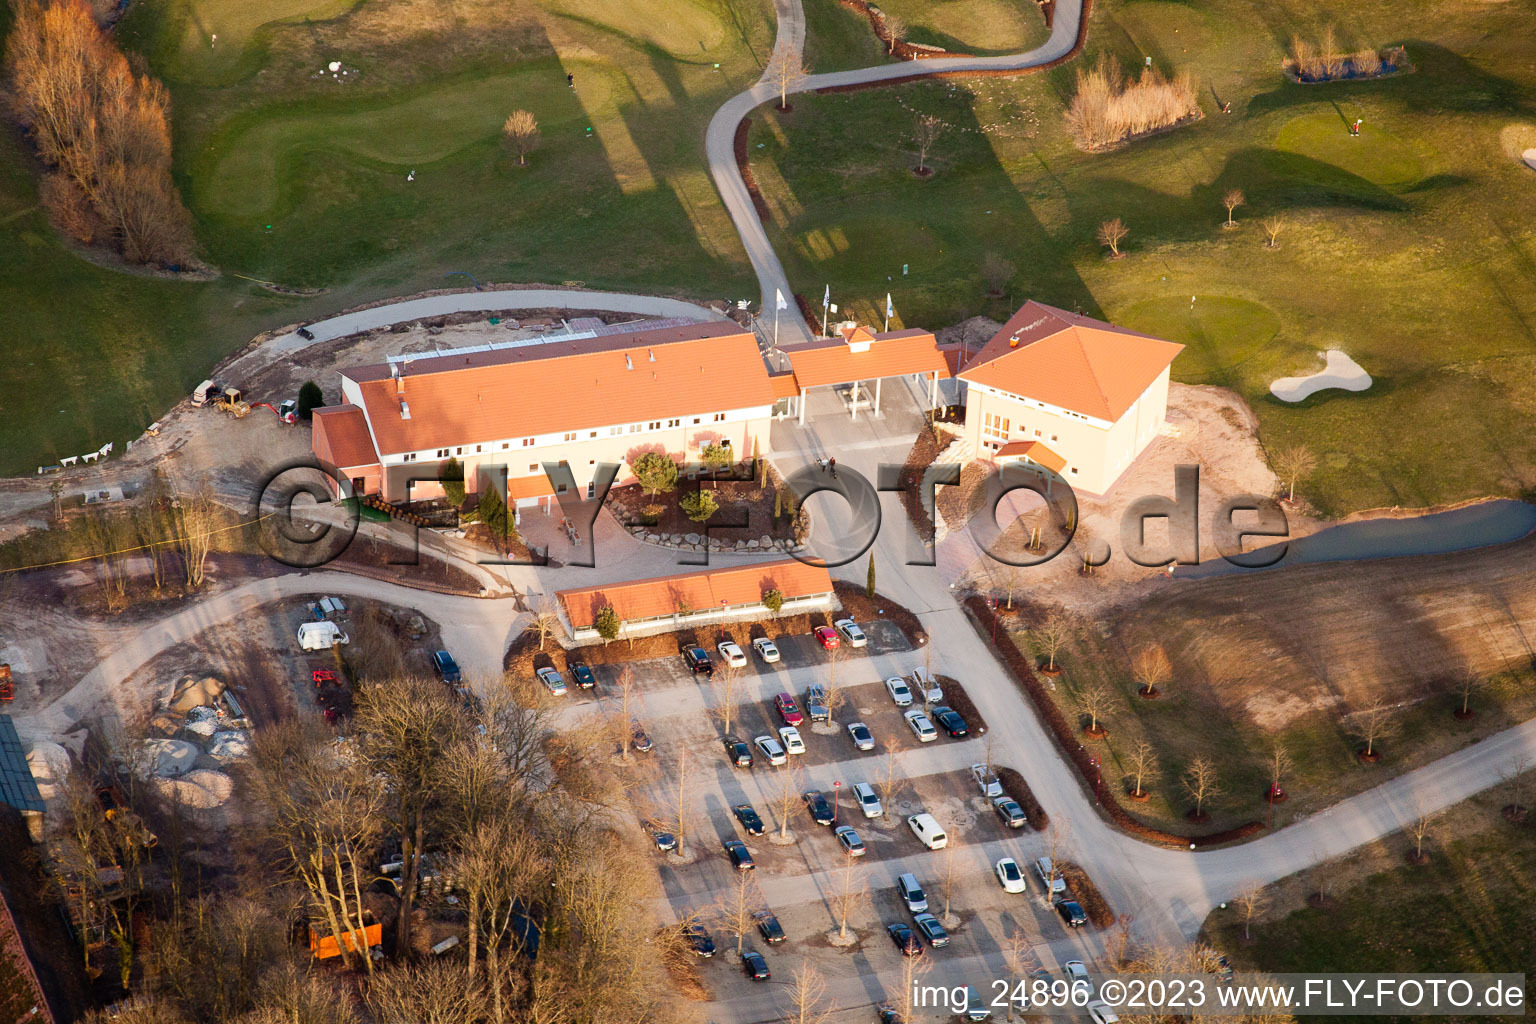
345 323 775 456
958 301 1183 421
557 558 833 628
768 371 802 400
311 405 380 469
995 440 1066 474
780 328 952 390
507 474 555 500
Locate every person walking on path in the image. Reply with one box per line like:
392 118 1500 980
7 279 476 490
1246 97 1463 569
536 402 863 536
1349 118 1362 136
567 72 575 88
828 457 837 479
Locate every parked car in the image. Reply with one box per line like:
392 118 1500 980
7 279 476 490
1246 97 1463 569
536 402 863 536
717 640 747 667
897 873 928 913
741 950 771 980
970 763 1003 798
1064 960 1094 999
805 684 830 721
1034 857 1068 896
835 618 867 648
1087 1001 1120 1024
904 708 938 743
884 676 914 707
431 651 461 684
651 828 676 852
910 666 943 703
812 625 840 650
774 692 804 726
1056 900 1088 927
959 985 991 1021
834 825 866 856
570 662 596 689
755 910 787 944
803 791 835 825
684 923 715 957
296 326 316 341
913 912 950 947
631 724 654 752
682 647 713 676
931 706 969 737
992 796 1028 829
995 857 1027 894
723 839 755 870
907 812 948 850
851 782 882 819
847 721 875 751
777 725 805 754
753 735 788 766
733 803 765 835
535 667 568 696
887 922 923 957
724 736 754 768
878 1006 904 1024
752 637 781 663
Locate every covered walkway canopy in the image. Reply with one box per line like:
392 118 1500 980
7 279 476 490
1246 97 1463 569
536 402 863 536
774 325 954 424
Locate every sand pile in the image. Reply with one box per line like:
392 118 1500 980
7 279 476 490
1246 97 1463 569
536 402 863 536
140 738 199 778
154 768 233 810
207 731 251 759
25 740 72 802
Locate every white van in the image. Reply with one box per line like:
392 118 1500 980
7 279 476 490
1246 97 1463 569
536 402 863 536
298 621 349 651
907 812 948 850
897 873 928 913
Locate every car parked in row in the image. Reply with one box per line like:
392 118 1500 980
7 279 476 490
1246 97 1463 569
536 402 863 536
834 824 867 856
723 839 755 870
834 618 867 648
1064 960 1093 999
996 857 1027 894
971 763 1003 797
717 640 747 667
1056 899 1088 928
570 662 596 689
803 791 834 825
631 724 653 752
992 796 1028 829
741 950 771 981
847 721 875 751
432 650 461 685
1034 857 1068 897
774 693 804 725
684 923 715 957
535 667 567 696
733 803 765 836
755 910 786 944
931 706 969 737
912 912 949 947
887 922 923 957
897 873 927 913
812 625 840 650
682 647 713 676
753 637 781 663
805 684 830 721
884 676 913 707
910 667 943 703
778 725 805 754
724 736 753 768
904 708 937 743
753 735 787 766
907 812 948 850
852 782 882 819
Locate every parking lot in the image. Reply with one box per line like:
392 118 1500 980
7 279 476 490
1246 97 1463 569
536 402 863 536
541 617 1113 1020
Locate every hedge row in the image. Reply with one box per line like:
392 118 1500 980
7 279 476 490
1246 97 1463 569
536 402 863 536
962 595 1265 848
996 766 1049 831
1060 860 1115 928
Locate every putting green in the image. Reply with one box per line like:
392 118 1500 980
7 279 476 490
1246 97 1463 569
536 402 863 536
1118 295 1284 386
197 67 613 220
1276 112 1426 189
537 0 728 57
1112 2 1214 61
169 0 362 82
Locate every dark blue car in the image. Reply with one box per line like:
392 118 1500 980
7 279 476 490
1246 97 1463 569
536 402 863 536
432 651 461 685
570 662 596 689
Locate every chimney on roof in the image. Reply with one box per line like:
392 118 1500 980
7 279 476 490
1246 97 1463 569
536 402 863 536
625 354 633 370
393 362 405 394
1008 333 1021 348
648 349 656 362
399 399 411 420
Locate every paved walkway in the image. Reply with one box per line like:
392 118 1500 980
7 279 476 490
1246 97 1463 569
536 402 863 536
704 0 1084 341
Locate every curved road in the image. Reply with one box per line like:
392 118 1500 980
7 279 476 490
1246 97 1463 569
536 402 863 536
705 0 1084 342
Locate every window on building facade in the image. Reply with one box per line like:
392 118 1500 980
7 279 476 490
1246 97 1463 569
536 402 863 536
667 418 681 428
589 431 598 438
648 421 661 430
522 437 535 446
475 445 482 453
629 423 643 433
610 427 623 436
564 432 577 442
692 417 701 425
713 413 726 422
456 446 463 455
436 448 449 458
402 453 417 462
529 464 538 473
501 442 510 450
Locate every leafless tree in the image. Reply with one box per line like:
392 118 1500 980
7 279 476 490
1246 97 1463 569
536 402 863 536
1078 683 1114 735
671 744 696 855
172 480 219 588
1097 217 1129 257
80 508 131 611
719 868 760 953
1234 881 1269 940
981 252 1015 296
710 663 745 737
1455 669 1483 716
1499 756 1531 822
1268 743 1292 798
1113 913 1138 968
822 645 849 720
1126 739 1159 798
615 665 639 759
365 958 489 1024
895 948 933 1023
764 47 810 110
832 859 867 941
502 110 540 166
1407 796 1435 862
1262 216 1285 248
912 112 948 174
769 763 804 840
450 819 548 1015
1132 645 1172 697
532 594 563 651
1181 756 1221 818
784 959 832 1024
1001 925 1040 1021
881 13 907 55
244 962 360 1024
1222 188 1245 226
876 748 901 823
1272 445 1316 503
1035 613 1070 671
1344 700 1399 758
941 832 959 922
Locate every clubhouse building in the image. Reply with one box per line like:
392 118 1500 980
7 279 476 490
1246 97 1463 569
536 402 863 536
310 301 1182 509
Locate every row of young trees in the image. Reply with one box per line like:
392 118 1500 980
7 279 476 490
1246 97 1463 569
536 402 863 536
6 0 194 263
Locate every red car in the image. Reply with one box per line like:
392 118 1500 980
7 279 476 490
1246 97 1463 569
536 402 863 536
774 693 804 726
813 626 840 650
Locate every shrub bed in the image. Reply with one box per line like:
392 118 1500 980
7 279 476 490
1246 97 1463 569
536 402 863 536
933 674 988 735
1060 860 1115 927
963 595 1265 848
996 766 1049 831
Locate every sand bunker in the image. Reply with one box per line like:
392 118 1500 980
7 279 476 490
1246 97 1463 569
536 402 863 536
1524 148 1536 171
1270 349 1372 402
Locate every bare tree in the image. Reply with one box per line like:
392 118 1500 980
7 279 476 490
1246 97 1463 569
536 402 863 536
764 47 810 110
1407 796 1435 863
1097 217 1129 257
1272 445 1316 503
1455 669 1482 716
671 744 695 855
1078 683 1114 735
1268 743 1292 800
710 663 745 737
1035 613 1070 672
1222 188 1245 227
912 112 948 174
1001 925 1040 1021
1344 700 1399 759
502 110 540 166
450 819 548 1017
615 665 639 759
532 594 563 651
769 763 804 840
784 959 832 1024
1181 756 1221 818
1126 739 1159 798
822 645 849 720
1499 755 1531 822
719 869 759 954
1234 881 1269 940
881 13 907 55
832 859 867 941
1262 216 1285 248
172 480 219 589
894 947 933 1023
365 959 489 1024
941 833 959 923
876 748 901 824
1132 645 1172 697
981 252 1015 297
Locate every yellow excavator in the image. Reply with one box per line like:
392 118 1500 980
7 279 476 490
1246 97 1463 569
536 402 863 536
214 386 251 418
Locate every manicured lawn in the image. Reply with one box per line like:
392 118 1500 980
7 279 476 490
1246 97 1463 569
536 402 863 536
876 0 1048 55
751 0 1536 515
0 0 774 475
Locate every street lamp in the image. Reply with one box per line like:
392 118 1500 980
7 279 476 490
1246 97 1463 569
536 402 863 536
833 781 840 825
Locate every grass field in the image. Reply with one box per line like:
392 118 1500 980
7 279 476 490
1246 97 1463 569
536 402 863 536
1203 786 1536 1016
0 0 774 474
878 0 1048 55
755 0 1536 514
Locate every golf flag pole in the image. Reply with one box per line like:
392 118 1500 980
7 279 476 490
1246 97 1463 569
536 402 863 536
822 284 830 337
885 292 894 332
774 288 788 347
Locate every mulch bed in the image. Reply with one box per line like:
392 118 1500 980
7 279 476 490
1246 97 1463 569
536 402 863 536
733 117 771 222
996 767 1049 830
1060 861 1115 927
606 479 799 542
962 595 1266 849
934 674 987 735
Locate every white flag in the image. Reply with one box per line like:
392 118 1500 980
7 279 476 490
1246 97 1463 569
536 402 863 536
775 288 788 311
823 284 830 307
886 293 894 319
829 303 838 315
